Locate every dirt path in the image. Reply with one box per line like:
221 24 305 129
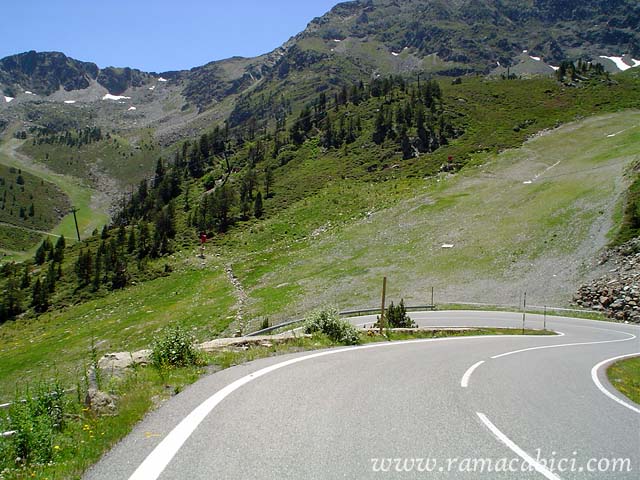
0 221 62 238
224 264 250 334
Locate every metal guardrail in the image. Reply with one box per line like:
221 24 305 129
247 305 438 336
245 318 304 337
447 301 601 315
246 302 600 337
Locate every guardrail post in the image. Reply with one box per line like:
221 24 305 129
379 277 387 335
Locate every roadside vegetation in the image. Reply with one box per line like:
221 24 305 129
607 356 640 405
0 312 553 479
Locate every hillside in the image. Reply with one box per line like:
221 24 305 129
0 105 637 397
1 2 640 477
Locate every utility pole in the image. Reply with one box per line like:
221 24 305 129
379 276 387 336
70 207 81 242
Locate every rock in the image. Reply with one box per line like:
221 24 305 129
85 388 117 415
98 350 151 372
574 238 640 323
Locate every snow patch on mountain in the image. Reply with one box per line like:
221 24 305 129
4 96 13 103
599 55 640 71
103 94 131 101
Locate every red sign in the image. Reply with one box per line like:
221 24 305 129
200 233 207 244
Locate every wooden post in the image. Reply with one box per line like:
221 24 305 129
71 207 81 242
544 305 547 331
379 276 387 335
522 291 527 334
431 286 434 308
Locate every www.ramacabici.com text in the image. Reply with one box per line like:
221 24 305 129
370 451 632 475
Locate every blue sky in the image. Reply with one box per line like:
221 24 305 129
1 0 342 72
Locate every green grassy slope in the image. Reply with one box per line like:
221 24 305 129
1 70 638 401
2 109 633 400
0 163 69 251
0 139 110 260
0 250 235 399
228 110 639 321
19 129 160 189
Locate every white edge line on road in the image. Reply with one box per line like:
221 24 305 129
591 352 640 414
476 412 562 480
128 334 532 480
461 360 485 388
491 331 636 359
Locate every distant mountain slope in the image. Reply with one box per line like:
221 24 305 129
297 0 640 70
0 0 638 186
0 51 154 97
2 0 638 104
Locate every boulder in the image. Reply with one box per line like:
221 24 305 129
85 388 117 415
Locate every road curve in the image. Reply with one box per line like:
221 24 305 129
84 311 640 480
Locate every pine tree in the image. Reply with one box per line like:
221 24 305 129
138 222 150 259
153 158 165 188
46 262 57 293
264 166 274 198
92 249 102 292
34 240 47 265
117 224 126 245
53 235 65 263
20 266 31 289
127 228 136 254
1 276 23 320
31 277 49 313
254 191 264 219
400 127 412 160
75 249 93 287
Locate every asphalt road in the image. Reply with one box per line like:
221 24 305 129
84 311 640 480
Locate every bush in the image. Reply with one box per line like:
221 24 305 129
304 307 360 345
2 380 66 466
386 299 415 328
151 325 200 368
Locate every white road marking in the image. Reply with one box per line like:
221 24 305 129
461 360 485 388
476 412 562 480
129 334 533 480
491 331 636 359
591 352 640 414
